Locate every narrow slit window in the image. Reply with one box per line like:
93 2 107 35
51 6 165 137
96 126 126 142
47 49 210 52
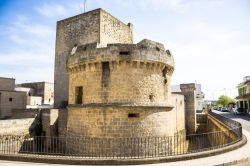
162 67 167 77
128 113 140 118
75 86 83 104
162 67 168 84
120 51 130 55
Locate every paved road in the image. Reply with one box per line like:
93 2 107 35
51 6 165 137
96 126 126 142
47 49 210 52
213 110 250 132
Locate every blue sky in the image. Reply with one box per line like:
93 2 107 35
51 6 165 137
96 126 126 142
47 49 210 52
0 0 250 100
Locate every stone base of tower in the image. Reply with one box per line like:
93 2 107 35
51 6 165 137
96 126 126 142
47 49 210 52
65 102 185 157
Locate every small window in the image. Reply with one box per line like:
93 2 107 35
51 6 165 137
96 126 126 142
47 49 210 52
120 51 130 55
75 86 83 104
162 67 168 84
162 67 167 77
149 94 154 102
164 78 167 84
166 50 171 56
128 113 139 118
156 47 160 51
9 98 13 102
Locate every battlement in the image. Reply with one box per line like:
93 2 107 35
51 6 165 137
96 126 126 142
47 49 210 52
67 39 174 74
56 8 133 51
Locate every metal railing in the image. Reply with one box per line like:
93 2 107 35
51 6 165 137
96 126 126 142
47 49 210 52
0 112 242 159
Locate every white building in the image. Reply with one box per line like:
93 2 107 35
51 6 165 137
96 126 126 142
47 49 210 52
172 83 205 112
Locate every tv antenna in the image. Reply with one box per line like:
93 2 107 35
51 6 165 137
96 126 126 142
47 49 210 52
84 0 87 13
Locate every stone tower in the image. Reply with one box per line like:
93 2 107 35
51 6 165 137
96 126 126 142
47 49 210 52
54 8 133 108
180 83 197 134
55 8 185 156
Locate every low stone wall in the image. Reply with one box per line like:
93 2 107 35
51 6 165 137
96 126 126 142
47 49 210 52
12 109 39 119
206 114 239 147
196 113 207 133
65 133 187 157
196 113 207 124
0 118 35 135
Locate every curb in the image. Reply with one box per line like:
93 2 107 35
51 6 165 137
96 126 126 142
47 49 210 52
0 135 247 165
216 157 250 166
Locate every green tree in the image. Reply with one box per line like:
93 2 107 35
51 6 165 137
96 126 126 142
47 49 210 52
217 95 235 107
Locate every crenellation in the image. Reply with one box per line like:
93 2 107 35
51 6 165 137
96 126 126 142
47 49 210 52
67 41 175 70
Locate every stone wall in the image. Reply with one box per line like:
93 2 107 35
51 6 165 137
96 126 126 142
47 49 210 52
100 9 133 45
206 115 238 146
0 118 35 135
54 8 133 108
66 105 185 156
11 109 39 119
0 77 15 91
171 93 185 134
67 106 182 138
196 113 207 133
0 91 27 118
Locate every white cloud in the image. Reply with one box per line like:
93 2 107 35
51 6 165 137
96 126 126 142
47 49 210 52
13 22 54 38
9 35 26 44
0 66 54 83
168 38 250 99
35 3 67 17
110 0 190 13
149 0 190 12
0 15 55 83
0 50 54 66
182 21 241 45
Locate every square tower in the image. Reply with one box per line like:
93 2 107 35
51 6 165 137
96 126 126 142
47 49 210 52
54 8 133 108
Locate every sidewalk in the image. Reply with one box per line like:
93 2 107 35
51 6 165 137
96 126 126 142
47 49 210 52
150 129 250 166
0 130 249 166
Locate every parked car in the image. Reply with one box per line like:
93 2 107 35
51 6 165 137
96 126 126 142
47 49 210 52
221 107 228 112
213 106 218 110
234 108 246 115
217 107 222 111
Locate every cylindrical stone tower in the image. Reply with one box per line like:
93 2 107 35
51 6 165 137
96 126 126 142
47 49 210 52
65 39 184 156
